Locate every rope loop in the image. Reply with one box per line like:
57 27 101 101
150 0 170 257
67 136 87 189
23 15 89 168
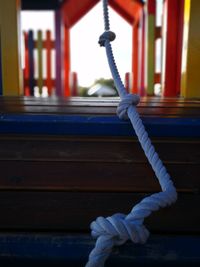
117 94 140 120
98 31 116 47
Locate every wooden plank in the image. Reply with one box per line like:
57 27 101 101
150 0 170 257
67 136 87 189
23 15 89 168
0 233 199 265
0 30 2 95
0 136 199 164
0 96 199 104
36 30 43 95
0 191 198 232
28 30 35 96
0 0 22 95
71 72 78 96
23 32 30 96
181 0 200 98
162 0 184 97
132 23 139 94
63 25 70 96
146 0 155 95
55 10 63 96
0 160 199 192
46 30 53 96
0 103 200 117
138 9 146 96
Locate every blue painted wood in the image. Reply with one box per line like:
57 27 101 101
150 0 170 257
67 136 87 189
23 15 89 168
0 114 200 137
0 234 199 266
28 30 35 96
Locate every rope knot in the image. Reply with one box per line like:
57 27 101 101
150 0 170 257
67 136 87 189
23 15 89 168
90 213 149 246
99 31 116 47
117 94 140 120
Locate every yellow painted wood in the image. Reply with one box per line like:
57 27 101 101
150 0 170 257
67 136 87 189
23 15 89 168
0 0 23 95
37 30 43 95
181 0 200 98
147 14 155 95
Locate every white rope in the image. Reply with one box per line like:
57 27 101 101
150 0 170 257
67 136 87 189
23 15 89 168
85 1 177 266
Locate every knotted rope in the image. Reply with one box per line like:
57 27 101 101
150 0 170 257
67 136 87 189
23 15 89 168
85 1 177 266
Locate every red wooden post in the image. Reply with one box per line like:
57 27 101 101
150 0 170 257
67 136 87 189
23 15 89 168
71 72 78 96
125 72 132 93
46 30 53 96
23 31 30 96
138 9 146 96
55 9 64 96
162 0 184 97
132 22 139 94
64 25 70 97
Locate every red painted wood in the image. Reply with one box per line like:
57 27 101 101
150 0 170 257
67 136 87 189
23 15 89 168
23 32 30 96
138 10 146 96
64 26 70 97
109 0 143 25
62 0 99 28
125 72 131 93
46 30 53 96
132 23 139 94
148 0 156 14
162 0 184 97
71 72 78 96
62 0 143 27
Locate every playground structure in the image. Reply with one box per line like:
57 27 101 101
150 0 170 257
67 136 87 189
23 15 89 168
0 0 200 98
0 0 200 266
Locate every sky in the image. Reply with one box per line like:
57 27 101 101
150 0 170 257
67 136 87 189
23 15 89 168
21 2 132 87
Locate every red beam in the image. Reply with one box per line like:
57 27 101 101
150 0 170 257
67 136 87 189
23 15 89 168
61 0 99 27
109 0 143 25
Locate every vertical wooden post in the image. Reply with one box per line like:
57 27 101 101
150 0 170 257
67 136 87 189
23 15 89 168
0 33 3 95
23 32 30 96
132 23 139 94
64 25 70 97
125 72 131 93
71 72 78 96
138 9 146 96
146 0 155 96
181 0 200 98
46 30 53 96
37 30 43 95
0 0 23 95
28 30 35 96
55 9 63 96
162 0 184 97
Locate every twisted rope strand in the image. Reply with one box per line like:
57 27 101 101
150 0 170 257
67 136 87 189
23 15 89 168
85 1 177 266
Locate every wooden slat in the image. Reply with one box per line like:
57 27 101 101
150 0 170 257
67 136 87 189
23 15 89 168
0 191 198 232
0 0 22 95
36 30 43 95
28 31 35 96
0 160 199 192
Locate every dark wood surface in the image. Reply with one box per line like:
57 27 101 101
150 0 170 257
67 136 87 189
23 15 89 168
0 96 200 117
0 191 198 233
0 97 199 233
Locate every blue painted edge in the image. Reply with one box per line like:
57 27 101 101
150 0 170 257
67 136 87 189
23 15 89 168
0 233 199 265
0 114 200 137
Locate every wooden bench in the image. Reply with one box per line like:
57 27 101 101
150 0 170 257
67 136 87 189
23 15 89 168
0 96 199 265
